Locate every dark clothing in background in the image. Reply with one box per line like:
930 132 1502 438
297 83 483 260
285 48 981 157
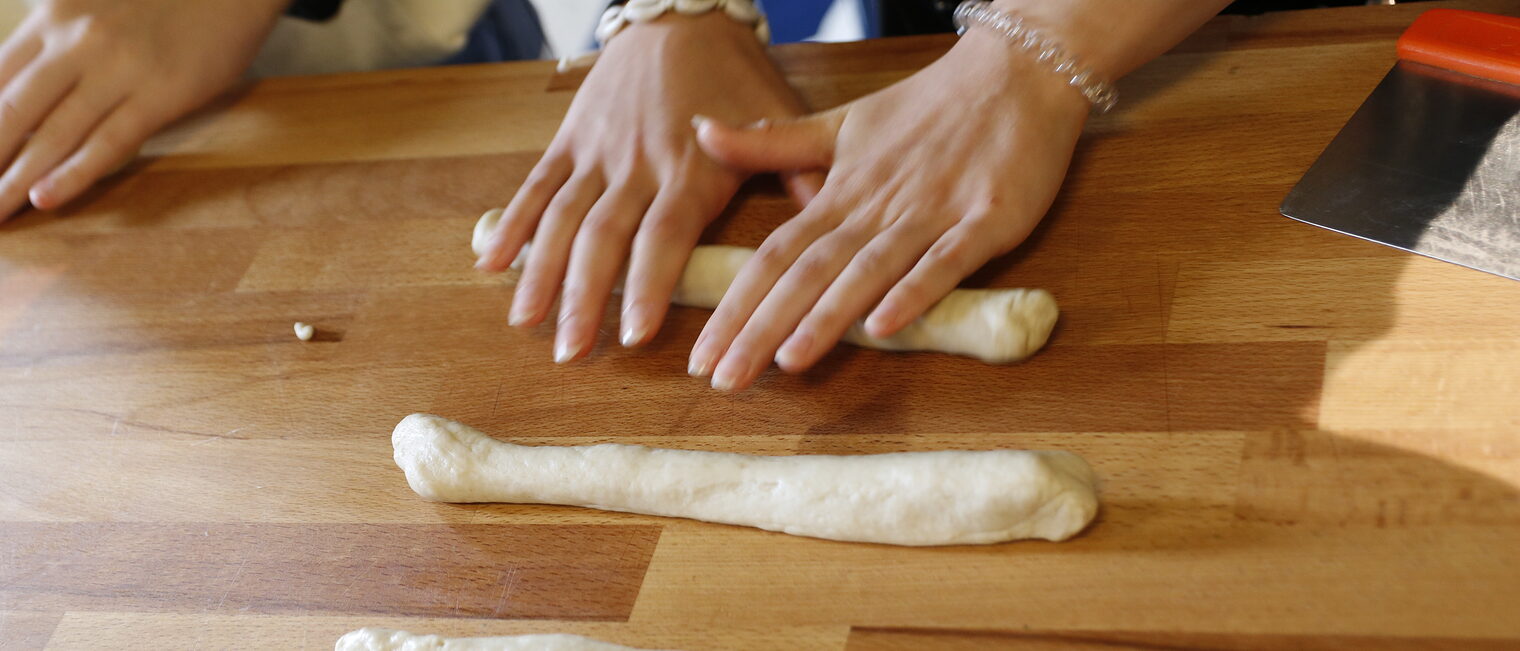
284 0 546 63
617 0 1426 42
446 0 548 63
286 0 343 22
871 1 1429 38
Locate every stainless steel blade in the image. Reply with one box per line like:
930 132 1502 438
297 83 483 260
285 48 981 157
1281 60 1520 280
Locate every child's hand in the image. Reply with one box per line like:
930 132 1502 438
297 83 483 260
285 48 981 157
474 12 821 362
0 0 288 221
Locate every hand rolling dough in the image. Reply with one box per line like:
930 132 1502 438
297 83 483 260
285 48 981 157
472 209 1058 364
393 414 1099 546
336 628 661 651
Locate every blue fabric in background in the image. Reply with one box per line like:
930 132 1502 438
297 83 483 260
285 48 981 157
446 0 888 62
446 0 548 63
762 0 880 43
761 0 832 43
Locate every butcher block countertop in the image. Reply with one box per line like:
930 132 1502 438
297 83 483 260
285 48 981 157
3 1 1520 649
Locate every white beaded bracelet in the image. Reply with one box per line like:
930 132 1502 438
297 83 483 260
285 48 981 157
597 0 771 46
952 1 1118 113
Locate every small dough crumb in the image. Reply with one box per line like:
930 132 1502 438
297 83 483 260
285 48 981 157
293 322 315 342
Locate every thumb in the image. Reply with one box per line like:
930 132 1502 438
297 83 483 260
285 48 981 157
694 109 843 173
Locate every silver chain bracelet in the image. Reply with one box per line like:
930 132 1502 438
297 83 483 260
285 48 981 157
952 1 1119 113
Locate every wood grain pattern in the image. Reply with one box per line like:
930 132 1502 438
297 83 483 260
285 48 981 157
0 524 659 619
0 612 60 651
845 628 1520 651
2 1 1519 649
40 615 846 651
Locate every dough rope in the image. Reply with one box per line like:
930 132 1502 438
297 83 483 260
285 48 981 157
473 209 1059 364
393 414 1100 546
336 628 662 651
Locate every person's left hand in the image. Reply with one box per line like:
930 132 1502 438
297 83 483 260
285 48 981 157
473 12 820 363
686 29 1090 391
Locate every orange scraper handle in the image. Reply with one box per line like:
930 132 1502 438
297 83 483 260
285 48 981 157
1397 9 1520 86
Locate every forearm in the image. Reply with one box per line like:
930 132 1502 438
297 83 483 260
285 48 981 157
987 0 1232 79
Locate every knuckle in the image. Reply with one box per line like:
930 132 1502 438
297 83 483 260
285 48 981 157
889 279 930 309
826 223 869 245
71 19 118 56
639 214 688 244
751 241 793 270
523 159 566 189
518 269 558 298
851 245 892 273
499 196 541 224
0 98 22 125
558 286 593 309
924 236 973 264
519 174 556 197
791 251 833 278
966 196 1000 217
91 123 139 157
515 179 556 205
581 206 631 236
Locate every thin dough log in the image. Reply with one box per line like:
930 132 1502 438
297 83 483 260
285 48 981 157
393 414 1100 546
472 209 1058 364
336 628 661 651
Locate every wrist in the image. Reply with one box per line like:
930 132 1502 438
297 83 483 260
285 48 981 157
982 0 1232 80
979 0 1125 81
942 17 1096 120
606 11 767 60
599 1 769 50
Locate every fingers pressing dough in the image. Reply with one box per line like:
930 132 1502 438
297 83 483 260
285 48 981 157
473 209 1058 363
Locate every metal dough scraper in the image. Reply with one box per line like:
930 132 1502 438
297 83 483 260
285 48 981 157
1281 9 1520 280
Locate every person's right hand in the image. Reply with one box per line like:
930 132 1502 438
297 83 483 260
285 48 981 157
0 0 288 222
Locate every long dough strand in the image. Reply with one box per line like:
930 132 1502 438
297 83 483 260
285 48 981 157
472 209 1058 363
393 414 1100 546
336 628 661 651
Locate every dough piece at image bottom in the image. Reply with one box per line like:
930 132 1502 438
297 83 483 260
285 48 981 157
471 209 1059 364
393 414 1099 546
336 627 663 651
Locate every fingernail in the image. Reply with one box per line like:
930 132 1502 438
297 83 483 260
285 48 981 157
474 235 503 270
690 114 710 131
776 331 813 369
688 354 714 378
711 363 740 392
509 298 534 327
553 336 582 364
554 312 585 363
710 354 752 392
687 334 713 376
620 324 646 348
620 305 648 348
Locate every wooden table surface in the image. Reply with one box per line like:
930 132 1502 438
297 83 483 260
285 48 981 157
3 2 1520 649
